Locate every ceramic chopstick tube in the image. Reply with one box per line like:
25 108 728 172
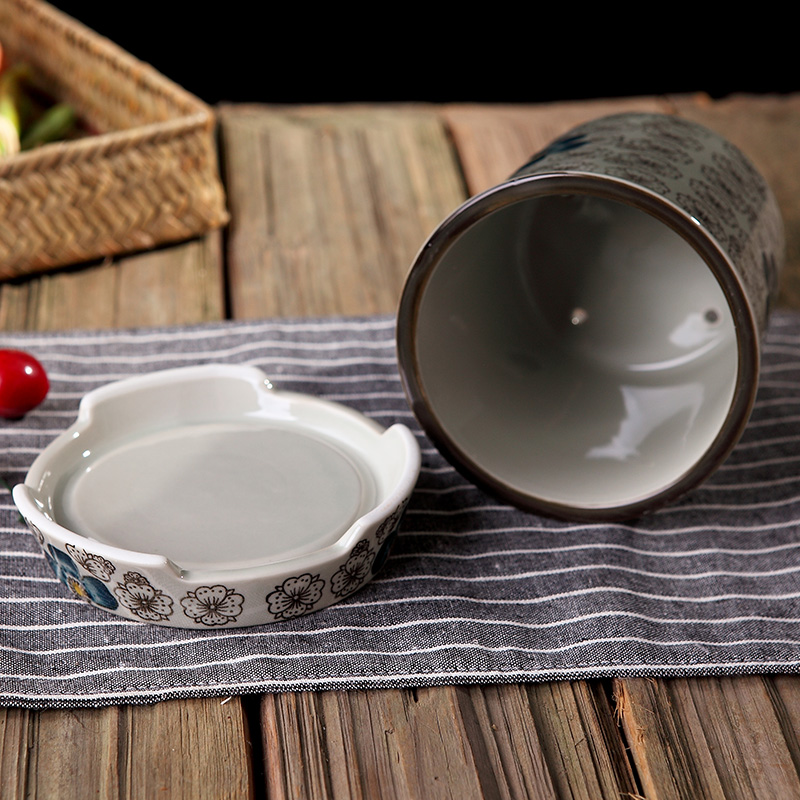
397 112 784 521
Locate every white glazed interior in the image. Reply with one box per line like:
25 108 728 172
17 365 417 576
412 192 740 511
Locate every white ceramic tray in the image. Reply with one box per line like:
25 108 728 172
14 365 420 628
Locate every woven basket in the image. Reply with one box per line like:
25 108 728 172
0 0 229 279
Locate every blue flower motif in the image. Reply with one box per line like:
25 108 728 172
45 544 118 610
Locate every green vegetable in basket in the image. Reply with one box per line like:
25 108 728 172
20 102 76 150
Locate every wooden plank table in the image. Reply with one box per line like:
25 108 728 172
1 93 800 798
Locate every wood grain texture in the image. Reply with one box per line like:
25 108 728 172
218 104 466 318
262 687 489 800
523 681 638 800
0 234 224 332
1 699 254 799
259 684 639 800
615 676 800 799
455 684 558 799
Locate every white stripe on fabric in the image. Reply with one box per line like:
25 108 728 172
3 311 800 709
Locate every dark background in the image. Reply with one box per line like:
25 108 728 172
48 3 794 107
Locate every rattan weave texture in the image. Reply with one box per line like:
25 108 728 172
0 0 229 278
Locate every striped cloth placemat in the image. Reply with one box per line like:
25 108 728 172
2 312 800 708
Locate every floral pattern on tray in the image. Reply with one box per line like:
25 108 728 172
25 492 414 627
44 544 118 610
65 543 116 581
181 585 245 627
266 573 326 620
114 572 174 622
331 540 376 598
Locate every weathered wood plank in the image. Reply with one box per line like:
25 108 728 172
0 226 252 797
218 104 465 318
612 677 724 799
0 707 31 799
262 687 488 800
455 684 558 799
258 682 640 799
523 681 638 799
118 698 254 798
615 676 800 799
766 675 800 773
1 699 254 799
0 234 225 331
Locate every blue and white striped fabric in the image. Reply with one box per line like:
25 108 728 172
2 312 800 708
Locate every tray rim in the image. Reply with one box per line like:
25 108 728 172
12 364 421 627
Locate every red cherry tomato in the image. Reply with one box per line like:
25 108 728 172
0 349 49 419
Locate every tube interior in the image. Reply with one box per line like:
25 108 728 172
414 193 739 509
